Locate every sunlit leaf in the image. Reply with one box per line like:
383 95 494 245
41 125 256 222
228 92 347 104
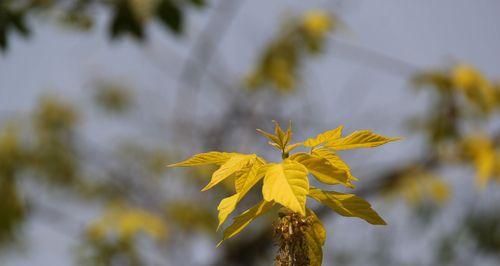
168 152 234 167
217 158 266 227
202 154 255 191
309 187 386 225
218 200 274 246
303 126 343 147
313 148 358 181
289 152 351 187
234 157 266 195
262 160 309 215
326 130 401 150
217 194 240 229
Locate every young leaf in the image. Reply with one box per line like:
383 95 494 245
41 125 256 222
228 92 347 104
303 126 343 148
309 188 386 225
289 152 351 187
256 128 280 145
256 121 292 151
325 130 401 150
262 160 309 215
202 154 255 191
285 142 302 153
167 151 234 167
218 200 275 246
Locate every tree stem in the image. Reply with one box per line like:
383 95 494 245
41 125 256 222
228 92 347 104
273 211 311 266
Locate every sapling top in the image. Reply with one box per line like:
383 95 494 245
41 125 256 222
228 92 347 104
168 121 401 265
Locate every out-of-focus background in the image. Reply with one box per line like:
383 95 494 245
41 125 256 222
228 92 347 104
1 0 500 265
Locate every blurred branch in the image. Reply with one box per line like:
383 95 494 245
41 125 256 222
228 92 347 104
172 0 246 123
330 37 422 77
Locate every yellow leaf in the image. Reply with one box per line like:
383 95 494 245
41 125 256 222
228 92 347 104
326 130 401 150
305 208 326 266
256 129 280 146
275 121 287 146
202 154 255 191
168 152 234 167
313 148 358 182
289 152 351 187
257 121 293 151
303 126 343 147
309 187 386 225
218 200 274 246
217 158 267 228
262 161 309 215
217 194 240 230
234 157 266 195
285 142 302 153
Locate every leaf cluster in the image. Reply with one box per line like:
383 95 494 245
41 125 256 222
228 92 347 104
168 121 401 259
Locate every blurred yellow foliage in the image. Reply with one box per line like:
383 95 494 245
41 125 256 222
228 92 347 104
461 134 500 188
93 82 134 113
301 10 333 38
416 63 499 114
33 96 78 135
31 96 80 185
451 63 496 112
246 10 337 91
385 169 450 205
0 124 24 178
88 204 167 241
166 202 217 233
0 124 26 244
452 64 486 89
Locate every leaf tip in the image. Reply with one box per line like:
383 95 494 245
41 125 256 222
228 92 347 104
200 185 211 192
376 219 388 226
